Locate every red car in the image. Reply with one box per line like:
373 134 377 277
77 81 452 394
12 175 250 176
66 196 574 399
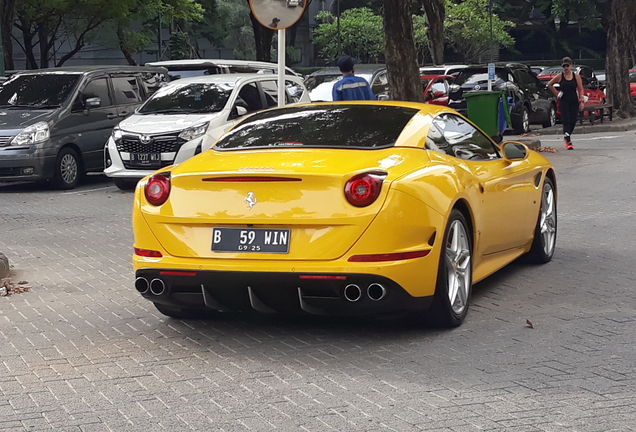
629 69 636 98
537 66 605 117
420 74 454 106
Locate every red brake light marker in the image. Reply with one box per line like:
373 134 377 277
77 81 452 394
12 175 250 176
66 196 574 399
344 173 385 207
145 174 170 206
134 248 163 258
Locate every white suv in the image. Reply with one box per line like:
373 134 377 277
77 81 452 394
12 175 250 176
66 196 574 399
104 74 310 190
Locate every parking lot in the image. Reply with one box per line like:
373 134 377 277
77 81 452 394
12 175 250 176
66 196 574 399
1 130 636 431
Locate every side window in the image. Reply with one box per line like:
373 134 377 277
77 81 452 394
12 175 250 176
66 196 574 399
286 80 304 103
260 80 279 108
431 80 448 95
236 82 263 113
111 76 142 105
425 122 451 155
430 114 500 160
371 72 388 96
140 72 168 97
74 77 112 110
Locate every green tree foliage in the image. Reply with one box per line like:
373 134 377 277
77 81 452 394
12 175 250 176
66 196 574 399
444 0 515 63
312 8 385 63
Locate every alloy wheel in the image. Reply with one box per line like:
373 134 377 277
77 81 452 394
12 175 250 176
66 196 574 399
539 182 557 256
60 153 78 185
444 220 471 315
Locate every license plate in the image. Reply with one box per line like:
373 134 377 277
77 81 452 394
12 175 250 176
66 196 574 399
130 152 160 167
212 227 290 253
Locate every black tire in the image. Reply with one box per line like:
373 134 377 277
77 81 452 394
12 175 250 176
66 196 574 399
513 105 530 134
425 209 473 328
527 177 557 263
114 178 138 191
153 302 213 319
52 147 81 190
542 104 556 128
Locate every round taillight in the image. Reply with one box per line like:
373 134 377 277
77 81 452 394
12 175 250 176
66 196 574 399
344 173 384 207
144 174 170 206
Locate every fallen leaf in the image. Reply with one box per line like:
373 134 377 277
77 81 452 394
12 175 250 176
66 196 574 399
526 319 534 329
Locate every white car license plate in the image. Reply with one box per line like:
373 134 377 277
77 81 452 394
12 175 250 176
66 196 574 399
212 228 290 253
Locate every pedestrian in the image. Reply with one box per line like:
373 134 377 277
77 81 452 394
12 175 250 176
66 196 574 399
547 57 585 150
332 55 376 101
269 17 280 28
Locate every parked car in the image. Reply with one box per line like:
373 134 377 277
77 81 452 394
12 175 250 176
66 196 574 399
421 74 454 106
145 59 301 80
419 64 468 77
0 65 169 189
595 70 606 92
104 73 310 190
131 101 557 327
629 70 636 99
304 65 388 101
530 65 551 76
449 63 556 134
286 0 299 6
536 66 605 118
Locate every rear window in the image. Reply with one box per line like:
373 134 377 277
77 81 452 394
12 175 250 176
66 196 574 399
454 68 509 86
538 67 563 76
215 105 418 150
0 73 81 107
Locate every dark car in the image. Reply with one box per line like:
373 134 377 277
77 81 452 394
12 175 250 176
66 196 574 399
449 63 556 134
0 65 169 189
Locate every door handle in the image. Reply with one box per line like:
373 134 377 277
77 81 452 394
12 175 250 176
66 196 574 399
107 113 117 119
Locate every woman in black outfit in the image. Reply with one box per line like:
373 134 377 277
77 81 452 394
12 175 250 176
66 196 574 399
547 57 585 150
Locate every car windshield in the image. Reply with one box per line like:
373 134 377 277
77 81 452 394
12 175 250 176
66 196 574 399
453 69 508 87
138 82 235 114
0 73 81 107
538 67 564 76
215 105 418 150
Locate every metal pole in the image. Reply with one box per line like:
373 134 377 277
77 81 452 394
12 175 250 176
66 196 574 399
278 29 285 107
336 0 341 60
0 23 4 76
489 0 493 62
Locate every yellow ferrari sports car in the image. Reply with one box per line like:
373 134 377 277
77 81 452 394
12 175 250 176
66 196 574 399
132 101 557 327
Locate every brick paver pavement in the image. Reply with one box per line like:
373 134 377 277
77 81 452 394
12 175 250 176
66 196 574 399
1 131 635 431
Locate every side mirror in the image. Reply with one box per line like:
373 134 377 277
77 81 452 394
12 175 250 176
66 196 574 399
85 97 101 109
376 94 390 101
230 105 248 119
501 141 529 162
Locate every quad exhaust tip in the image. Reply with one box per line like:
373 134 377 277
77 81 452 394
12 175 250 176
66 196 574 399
135 277 149 294
149 278 166 296
367 283 387 301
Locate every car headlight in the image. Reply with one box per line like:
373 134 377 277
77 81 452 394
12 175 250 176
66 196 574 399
112 127 123 141
178 123 209 141
11 122 50 146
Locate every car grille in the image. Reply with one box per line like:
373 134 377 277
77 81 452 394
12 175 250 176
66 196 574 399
115 132 185 169
0 136 14 147
0 167 22 176
115 133 184 154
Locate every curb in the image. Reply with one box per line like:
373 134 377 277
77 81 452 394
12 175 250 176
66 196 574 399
533 120 636 135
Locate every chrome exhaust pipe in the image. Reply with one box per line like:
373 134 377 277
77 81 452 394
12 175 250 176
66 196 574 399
150 278 166 296
367 283 387 301
343 284 362 302
135 277 149 293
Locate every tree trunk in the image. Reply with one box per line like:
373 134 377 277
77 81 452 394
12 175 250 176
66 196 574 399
1 0 17 71
605 0 636 118
383 0 424 102
421 0 445 65
117 24 138 66
246 0 274 62
38 24 49 68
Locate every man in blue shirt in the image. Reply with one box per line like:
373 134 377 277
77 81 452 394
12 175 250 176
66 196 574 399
332 56 376 101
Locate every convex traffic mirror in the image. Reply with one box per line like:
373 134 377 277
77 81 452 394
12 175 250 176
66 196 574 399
249 0 308 30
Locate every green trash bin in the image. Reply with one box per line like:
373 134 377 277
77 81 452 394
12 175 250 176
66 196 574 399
464 91 506 138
